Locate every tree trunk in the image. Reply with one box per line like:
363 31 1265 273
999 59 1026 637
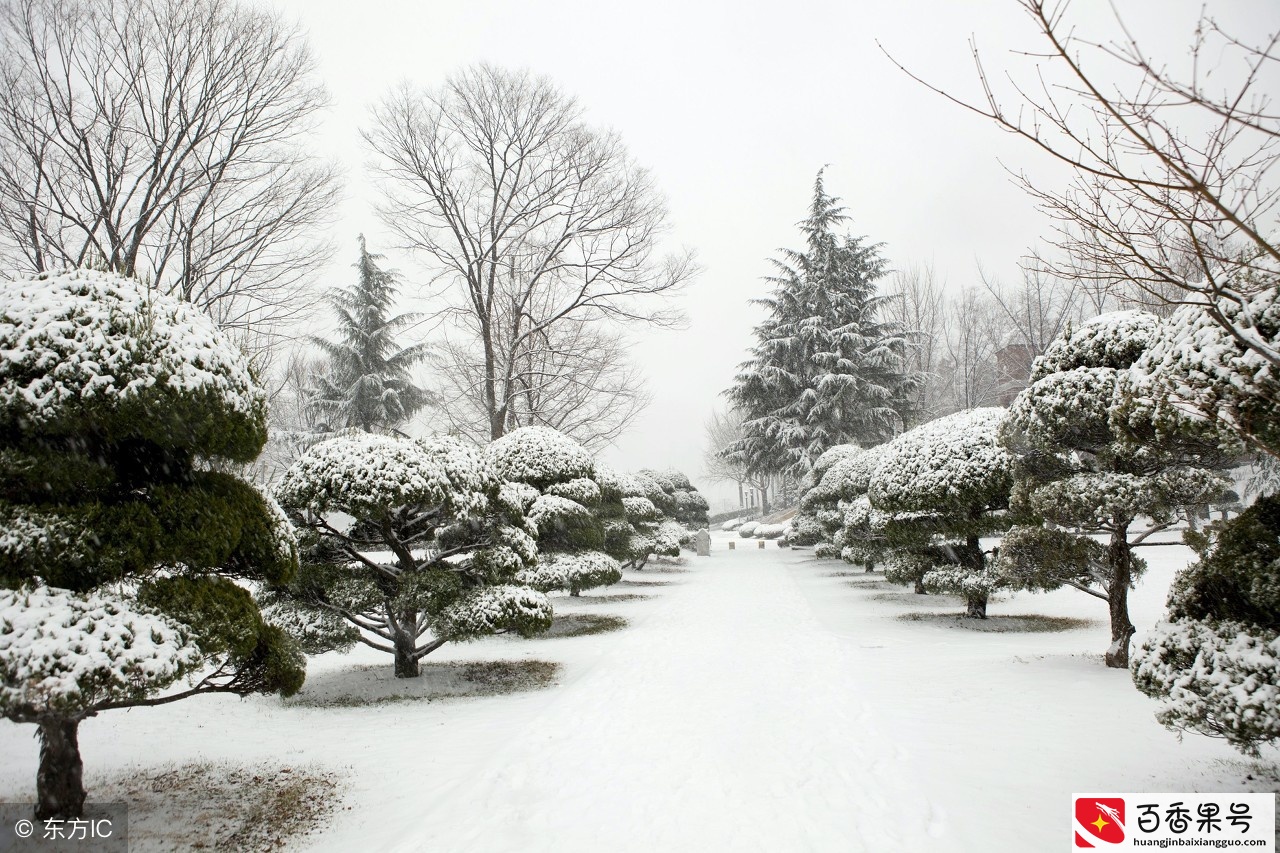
914 576 927 594
1104 527 1136 669
37 717 85 820
961 535 988 619
392 611 420 678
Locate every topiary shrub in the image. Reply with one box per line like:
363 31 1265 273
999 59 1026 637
272 434 551 677
0 269 303 820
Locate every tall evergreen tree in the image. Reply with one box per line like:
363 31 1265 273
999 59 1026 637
311 237 430 433
725 170 915 480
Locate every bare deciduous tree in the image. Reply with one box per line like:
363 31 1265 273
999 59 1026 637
0 0 339 339
979 265 1088 354
364 63 697 441
432 313 650 451
885 263 946 425
941 286 1004 410
883 0 1279 367
703 406 794 514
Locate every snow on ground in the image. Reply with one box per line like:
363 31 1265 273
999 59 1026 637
0 534 1274 851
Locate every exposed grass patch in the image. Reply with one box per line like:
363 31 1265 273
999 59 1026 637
872 591 967 608
898 612 1097 633
529 613 629 639
617 579 674 587
575 592 652 603
843 579 897 591
638 565 690 574
284 659 560 708
98 761 341 853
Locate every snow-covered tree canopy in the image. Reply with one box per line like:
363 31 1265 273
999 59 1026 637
0 268 267 461
1133 492 1280 755
487 425 595 489
870 407 1011 519
725 172 917 480
866 408 1012 617
1128 289 1280 458
271 431 550 676
999 309 1234 667
808 443 861 487
0 268 307 823
275 433 481 520
0 587 203 720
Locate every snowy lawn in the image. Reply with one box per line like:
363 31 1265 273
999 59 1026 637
0 535 1275 851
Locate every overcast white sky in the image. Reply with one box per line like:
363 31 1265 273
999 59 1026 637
266 0 1273 509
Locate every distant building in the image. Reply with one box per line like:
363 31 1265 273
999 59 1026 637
995 342 1036 406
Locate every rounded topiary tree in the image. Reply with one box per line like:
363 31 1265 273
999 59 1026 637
0 269 304 819
998 311 1231 666
869 407 1013 617
1127 299 1278 753
663 469 711 529
1132 493 1280 754
271 433 552 677
792 444 860 549
487 426 623 596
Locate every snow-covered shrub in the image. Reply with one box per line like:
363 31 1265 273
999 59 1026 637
755 523 787 540
796 445 882 556
1132 492 1280 754
489 427 617 595
273 432 548 676
869 408 1012 616
721 519 743 531
487 425 594 489
999 311 1232 666
434 585 554 640
738 521 761 538
546 477 602 507
596 465 706 567
0 269 303 820
1126 289 1280 457
654 520 687 557
516 551 622 596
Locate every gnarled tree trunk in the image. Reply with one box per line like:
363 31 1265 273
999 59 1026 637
392 609 420 678
37 717 85 820
1104 527 1136 668
961 535 988 620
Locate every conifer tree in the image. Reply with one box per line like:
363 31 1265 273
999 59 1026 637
270 433 552 677
0 270 304 819
725 170 915 480
311 237 430 433
998 311 1231 667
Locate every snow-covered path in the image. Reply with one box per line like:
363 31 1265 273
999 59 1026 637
1 535 1266 852
398 542 945 852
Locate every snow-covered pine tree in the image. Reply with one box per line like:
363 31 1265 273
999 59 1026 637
310 236 430 433
271 433 553 677
0 270 305 819
725 170 916 481
998 311 1231 667
488 426 623 596
869 407 1013 617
